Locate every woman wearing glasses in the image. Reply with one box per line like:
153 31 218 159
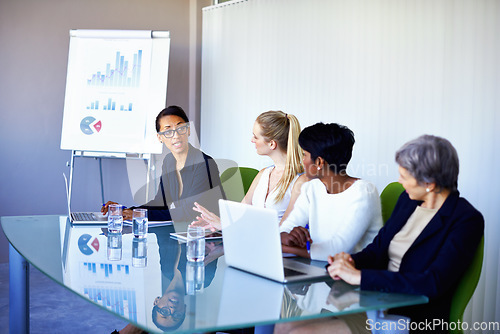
102 105 223 222
191 110 307 230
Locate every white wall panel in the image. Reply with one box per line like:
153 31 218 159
201 0 500 329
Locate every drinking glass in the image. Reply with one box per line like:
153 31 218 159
186 261 205 295
132 208 148 238
186 226 205 262
107 232 122 261
132 237 147 267
107 204 123 233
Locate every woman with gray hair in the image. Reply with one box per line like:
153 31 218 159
277 135 484 334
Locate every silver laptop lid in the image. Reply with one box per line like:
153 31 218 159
63 173 73 220
63 173 106 224
219 199 285 282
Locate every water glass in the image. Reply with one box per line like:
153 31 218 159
132 238 147 267
186 226 205 262
186 261 205 295
132 208 148 238
107 204 123 233
107 232 122 261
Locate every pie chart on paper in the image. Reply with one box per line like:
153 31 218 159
78 234 100 255
80 116 102 135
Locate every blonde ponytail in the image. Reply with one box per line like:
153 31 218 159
256 111 304 203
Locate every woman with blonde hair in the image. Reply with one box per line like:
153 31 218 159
192 110 307 230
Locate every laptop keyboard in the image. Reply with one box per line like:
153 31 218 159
72 212 96 221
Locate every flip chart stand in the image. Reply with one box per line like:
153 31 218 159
66 150 152 208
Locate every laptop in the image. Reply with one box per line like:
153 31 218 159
63 173 108 225
219 199 329 283
217 266 284 327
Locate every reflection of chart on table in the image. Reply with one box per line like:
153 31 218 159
80 262 137 320
84 286 137 322
61 227 163 327
81 262 130 279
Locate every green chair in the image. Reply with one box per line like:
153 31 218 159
449 237 484 334
379 181 484 334
380 181 405 224
220 167 259 202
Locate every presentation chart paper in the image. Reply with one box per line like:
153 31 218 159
61 30 169 154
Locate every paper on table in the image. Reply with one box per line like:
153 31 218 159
170 231 222 242
123 220 172 227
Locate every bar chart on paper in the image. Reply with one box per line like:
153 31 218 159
87 50 143 88
83 286 137 321
87 98 134 111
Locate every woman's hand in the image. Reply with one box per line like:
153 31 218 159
327 252 361 285
329 252 354 264
101 201 132 220
122 209 133 221
190 216 217 231
280 226 311 248
191 202 221 231
101 201 118 214
282 244 311 259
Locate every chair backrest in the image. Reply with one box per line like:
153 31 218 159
449 237 484 334
380 182 405 224
220 167 259 202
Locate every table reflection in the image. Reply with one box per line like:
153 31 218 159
282 280 362 319
1 215 427 334
60 220 224 332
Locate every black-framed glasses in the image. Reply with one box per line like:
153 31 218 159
153 305 185 320
158 124 189 138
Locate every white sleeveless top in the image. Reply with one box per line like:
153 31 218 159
251 166 300 220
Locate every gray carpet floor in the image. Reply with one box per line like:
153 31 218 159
0 262 129 333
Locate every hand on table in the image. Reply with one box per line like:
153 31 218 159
122 209 133 221
282 244 311 259
280 226 311 248
101 201 132 220
327 252 361 285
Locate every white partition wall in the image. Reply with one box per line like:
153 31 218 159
201 0 500 329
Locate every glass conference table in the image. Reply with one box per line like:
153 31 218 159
2 215 428 334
